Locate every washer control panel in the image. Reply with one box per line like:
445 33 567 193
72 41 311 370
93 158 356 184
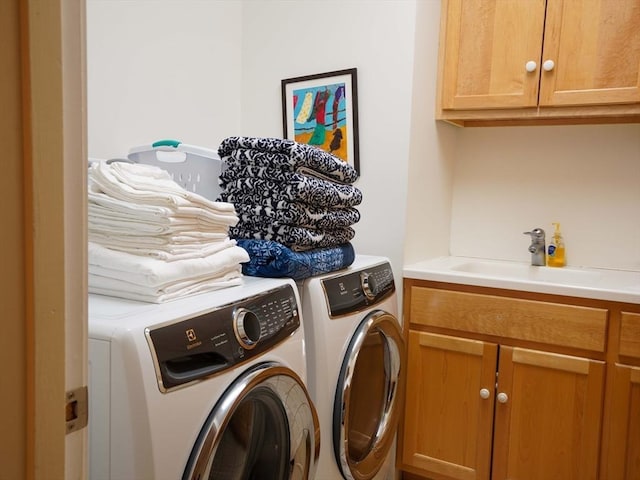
146 284 299 392
322 261 395 317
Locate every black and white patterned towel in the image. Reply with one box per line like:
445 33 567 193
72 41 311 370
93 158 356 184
230 223 355 251
219 175 362 208
233 202 360 229
220 164 332 184
218 136 359 184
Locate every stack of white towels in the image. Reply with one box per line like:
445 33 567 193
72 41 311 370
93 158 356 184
87 160 249 303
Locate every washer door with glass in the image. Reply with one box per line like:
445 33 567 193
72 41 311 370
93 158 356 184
183 362 320 480
333 310 404 480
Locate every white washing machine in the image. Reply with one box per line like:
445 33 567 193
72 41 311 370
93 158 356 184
88 276 320 480
299 255 404 480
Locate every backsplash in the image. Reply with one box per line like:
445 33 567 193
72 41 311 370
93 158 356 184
449 124 640 271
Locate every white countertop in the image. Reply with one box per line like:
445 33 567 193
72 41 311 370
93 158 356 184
404 256 640 304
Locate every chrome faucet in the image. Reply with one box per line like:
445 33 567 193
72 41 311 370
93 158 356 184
523 228 546 266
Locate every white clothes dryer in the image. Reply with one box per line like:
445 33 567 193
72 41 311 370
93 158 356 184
299 255 404 480
88 276 320 480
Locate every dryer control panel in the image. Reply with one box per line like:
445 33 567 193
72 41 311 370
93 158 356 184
146 284 300 392
322 261 395 317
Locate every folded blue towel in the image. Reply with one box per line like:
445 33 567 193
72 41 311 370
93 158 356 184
237 239 355 280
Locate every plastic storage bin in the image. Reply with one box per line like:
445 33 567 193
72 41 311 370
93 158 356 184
128 140 222 201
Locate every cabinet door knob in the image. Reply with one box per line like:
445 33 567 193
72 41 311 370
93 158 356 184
525 60 537 73
479 388 491 399
497 392 509 403
542 59 555 71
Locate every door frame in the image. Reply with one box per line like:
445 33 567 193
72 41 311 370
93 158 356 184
1 0 87 478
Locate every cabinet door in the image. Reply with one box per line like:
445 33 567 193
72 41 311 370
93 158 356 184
601 363 640 480
439 0 546 110
401 331 497 480
540 0 640 106
492 347 605 480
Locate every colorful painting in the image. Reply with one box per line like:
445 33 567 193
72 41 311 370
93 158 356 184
282 68 360 174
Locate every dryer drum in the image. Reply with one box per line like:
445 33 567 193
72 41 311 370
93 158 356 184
333 310 404 480
183 362 320 480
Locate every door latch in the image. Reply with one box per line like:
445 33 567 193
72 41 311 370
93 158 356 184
65 386 88 434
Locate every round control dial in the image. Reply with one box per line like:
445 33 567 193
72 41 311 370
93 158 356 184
233 308 261 349
361 272 378 300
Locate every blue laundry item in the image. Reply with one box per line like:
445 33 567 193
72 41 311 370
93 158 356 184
237 239 355 280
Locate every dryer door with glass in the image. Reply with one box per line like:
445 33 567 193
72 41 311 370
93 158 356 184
333 310 404 480
183 362 320 480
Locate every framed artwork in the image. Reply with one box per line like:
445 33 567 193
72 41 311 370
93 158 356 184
281 68 360 174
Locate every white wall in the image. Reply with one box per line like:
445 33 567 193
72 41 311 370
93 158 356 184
450 124 640 271
401 4 640 273
87 0 420 288
403 0 456 266
238 0 418 283
87 0 640 282
86 0 243 160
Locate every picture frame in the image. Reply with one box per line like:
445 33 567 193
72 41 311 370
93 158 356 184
281 68 360 174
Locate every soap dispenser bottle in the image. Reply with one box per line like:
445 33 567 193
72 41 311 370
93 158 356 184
547 222 566 267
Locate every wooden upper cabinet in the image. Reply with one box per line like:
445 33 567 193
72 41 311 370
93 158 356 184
540 0 640 107
437 0 640 126
440 0 546 110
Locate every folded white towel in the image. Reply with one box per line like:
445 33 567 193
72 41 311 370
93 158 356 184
89 231 229 248
89 269 244 303
88 216 230 238
86 160 251 303
88 238 238 262
88 185 172 221
90 264 242 294
88 241 249 287
88 207 234 238
89 161 225 212
89 214 174 235
89 162 187 207
88 182 238 226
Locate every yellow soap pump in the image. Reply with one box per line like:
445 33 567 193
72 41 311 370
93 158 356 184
547 222 566 267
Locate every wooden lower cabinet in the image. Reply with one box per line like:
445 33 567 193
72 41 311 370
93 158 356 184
599 311 640 479
601 311 640 479
396 281 640 480
402 330 605 480
491 346 604 480
402 331 497 480
601 363 640 479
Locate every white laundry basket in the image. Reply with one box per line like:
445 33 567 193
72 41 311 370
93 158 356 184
128 140 222 201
